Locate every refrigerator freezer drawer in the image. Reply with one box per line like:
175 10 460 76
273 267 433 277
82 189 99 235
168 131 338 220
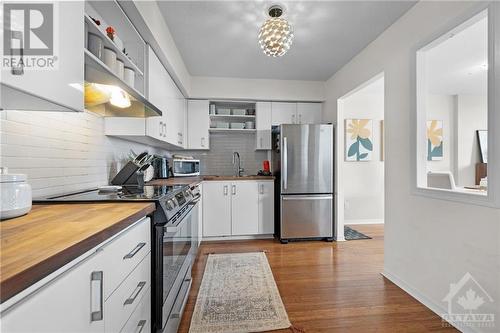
280 194 333 239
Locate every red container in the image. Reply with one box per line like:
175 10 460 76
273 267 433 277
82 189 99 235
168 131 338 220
263 160 270 172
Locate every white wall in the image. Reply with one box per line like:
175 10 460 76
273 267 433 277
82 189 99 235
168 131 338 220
190 76 325 101
0 110 169 198
340 83 384 224
323 2 500 332
455 94 488 186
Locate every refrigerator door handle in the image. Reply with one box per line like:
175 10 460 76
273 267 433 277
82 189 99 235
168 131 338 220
281 195 333 200
283 136 288 190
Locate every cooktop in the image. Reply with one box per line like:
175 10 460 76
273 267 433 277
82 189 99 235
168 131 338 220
41 185 185 202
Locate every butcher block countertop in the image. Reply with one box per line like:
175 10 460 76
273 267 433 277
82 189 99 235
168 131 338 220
0 202 155 303
148 175 275 186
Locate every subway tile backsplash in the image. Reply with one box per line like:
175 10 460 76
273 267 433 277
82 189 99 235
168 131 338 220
0 110 169 198
0 110 269 198
183 133 268 176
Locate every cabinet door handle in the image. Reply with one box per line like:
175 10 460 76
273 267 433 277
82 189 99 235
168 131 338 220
231 185 236 195
201 137 205 147
124 281 146 305
10 31 24 75
260 184 264 194
90 271 104 321
223 185 228 196
159 121 163 137
260 137 263 148
123 242 146 259
291 114 295 124
137 320 147 333
163 123 167 137
298 114 302 124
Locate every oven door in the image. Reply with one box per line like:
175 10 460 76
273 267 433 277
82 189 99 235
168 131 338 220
161 205 194 330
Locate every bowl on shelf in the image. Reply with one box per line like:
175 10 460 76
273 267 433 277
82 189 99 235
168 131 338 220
216 108 231 115
230 122 245 129
232 109 246 116
245 121 255 129
216 122 230 129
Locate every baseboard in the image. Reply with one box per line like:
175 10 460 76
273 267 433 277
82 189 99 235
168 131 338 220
382 270 480 333
202 234 275 242
345 219 384 225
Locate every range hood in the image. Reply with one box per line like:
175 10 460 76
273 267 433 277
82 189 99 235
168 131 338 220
84 50 161 118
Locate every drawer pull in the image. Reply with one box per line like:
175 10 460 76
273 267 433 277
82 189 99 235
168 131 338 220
123 242 146 259
90 271 103 321
124 281 146 305
137 320 147 333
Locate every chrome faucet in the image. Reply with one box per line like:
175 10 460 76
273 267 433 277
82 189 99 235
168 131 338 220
232 152 244 177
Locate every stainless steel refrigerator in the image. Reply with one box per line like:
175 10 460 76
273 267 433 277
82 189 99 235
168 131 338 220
272 124 334 243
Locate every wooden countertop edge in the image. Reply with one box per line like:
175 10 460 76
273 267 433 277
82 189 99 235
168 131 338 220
0 203 155 303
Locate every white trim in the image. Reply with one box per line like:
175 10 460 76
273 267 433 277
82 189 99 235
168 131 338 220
201 234 274 242
345 219 384 225
382 270 479 333
411 2 500 208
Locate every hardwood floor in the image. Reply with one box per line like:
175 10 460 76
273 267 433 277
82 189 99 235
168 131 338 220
178 225 457 332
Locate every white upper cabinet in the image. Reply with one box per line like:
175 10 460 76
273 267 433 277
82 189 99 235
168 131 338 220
1 1 84 112
256 102 272 150
187 100 210 150
272 102 297 125
297 103 322 124
271 102 322 125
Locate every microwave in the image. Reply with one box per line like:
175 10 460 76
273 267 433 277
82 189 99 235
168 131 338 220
172 159 200 177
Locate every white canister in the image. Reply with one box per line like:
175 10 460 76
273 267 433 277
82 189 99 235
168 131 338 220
87 33 103 60
124 67 135 87
0 171 32 220
115 59 125 79
245 121 255 129
103 47 117 71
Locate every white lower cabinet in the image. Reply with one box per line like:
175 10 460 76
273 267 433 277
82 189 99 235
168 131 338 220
1 217 151 333
231 182 259 235
203 182 232 236
258 181 275 234
203 180 274 237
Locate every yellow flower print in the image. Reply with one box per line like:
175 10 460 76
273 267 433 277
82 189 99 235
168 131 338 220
427 120 443 146
347 119 371 140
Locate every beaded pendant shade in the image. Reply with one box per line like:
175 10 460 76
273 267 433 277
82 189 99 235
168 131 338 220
258 5 294 57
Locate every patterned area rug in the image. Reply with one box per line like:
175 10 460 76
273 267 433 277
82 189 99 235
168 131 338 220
189 252 291 333
345 226 372 240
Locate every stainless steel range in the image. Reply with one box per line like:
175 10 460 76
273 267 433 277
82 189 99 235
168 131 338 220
36 184 200 333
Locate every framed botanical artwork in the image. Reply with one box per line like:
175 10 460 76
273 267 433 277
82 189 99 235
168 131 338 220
476 130 488 163
346 119 373 161
427 120 443 161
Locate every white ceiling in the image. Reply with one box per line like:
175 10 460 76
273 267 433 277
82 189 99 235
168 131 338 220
426 14 487 95
157 1 415 81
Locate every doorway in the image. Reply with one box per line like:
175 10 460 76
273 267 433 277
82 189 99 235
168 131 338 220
335 74 385 240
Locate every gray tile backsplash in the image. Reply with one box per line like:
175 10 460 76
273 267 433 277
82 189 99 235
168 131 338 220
182 133 269 176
